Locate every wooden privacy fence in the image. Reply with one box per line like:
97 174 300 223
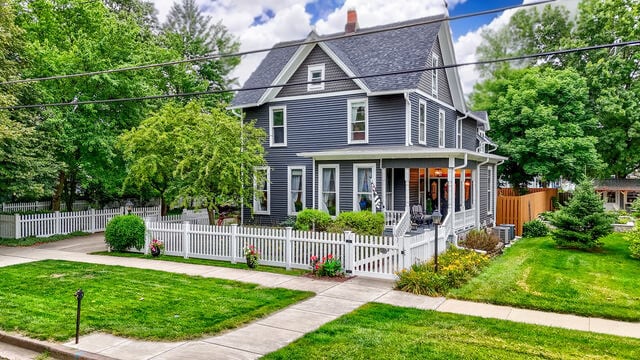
496 188 557 236
0 206 160 239
144 220 450 280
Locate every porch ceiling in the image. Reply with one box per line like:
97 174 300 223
297 145 507 163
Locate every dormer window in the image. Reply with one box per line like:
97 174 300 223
431 54 439 98
307 64 325 91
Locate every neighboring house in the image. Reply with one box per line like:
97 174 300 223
595 179 640 211
230 10 506 235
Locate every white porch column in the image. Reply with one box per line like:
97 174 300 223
448 158 455 235
405 168 410 211
460 167 466 216
475 167 481 228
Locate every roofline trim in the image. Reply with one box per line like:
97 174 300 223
297 147 507 162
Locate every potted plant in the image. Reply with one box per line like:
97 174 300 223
150 239 164 257
244 245 260 269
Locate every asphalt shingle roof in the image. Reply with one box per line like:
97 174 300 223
231 15 444 107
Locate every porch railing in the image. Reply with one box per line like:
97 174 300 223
454 208 476 231
383 210 404 228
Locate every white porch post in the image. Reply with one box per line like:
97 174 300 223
405 168 410 211
448 157 455 235
475 167 481 227
460 166 466 219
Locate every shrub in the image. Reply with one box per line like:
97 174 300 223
278 216 297 228
625 224 640 259
328 211 385 236
310 254 343 277
522 219 549 238
459 229 500 252
550 180 612 249
395 247 489 296
105 215 145 252
295 209 332 231
631 198 640 218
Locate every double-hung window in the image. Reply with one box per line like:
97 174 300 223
456 118 463 149
348 98 368 144
431 54 439 98
253 166 270 215
307 64 325 91
418 100 427 145
269 106 287 147
438 109 446 148
319 165 339 216
288 166 306 215
354 164 376 212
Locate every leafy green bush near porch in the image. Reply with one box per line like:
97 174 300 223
328 211 385 236
105 214 145 252
294 209 332 231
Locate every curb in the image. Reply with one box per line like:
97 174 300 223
0 331 117 360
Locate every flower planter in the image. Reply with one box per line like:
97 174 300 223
151 247 161 257
246 257 258 269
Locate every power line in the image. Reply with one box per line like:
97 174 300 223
2 39 637 110
0 0 557 86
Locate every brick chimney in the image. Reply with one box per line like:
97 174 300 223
345 8 359 33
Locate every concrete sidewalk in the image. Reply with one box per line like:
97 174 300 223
1 234 640 360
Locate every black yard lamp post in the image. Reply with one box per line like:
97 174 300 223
431 209 442 273
125 200 133 214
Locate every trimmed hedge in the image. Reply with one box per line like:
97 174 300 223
295 209 332 231
105 215 145 252
328 211 385 236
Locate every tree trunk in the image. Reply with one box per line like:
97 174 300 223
65 170 77 212
207 207 216 225
160 196 168 216
52 171 65 211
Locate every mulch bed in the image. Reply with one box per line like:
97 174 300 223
302 273 355 282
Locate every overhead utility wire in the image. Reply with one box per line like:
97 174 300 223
2 39 637 111
0 0 556 86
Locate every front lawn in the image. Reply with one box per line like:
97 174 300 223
0 260 313 341
449 233 640 321
263 303 640 359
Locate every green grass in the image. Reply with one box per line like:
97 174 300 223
263 303 640 359
93 251 309 276
449 233 640 321
0 260 313 342
0 231 90 246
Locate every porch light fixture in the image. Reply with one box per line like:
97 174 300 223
431 209 442 272
434 168 442 177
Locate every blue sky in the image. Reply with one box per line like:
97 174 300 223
447 0 523 38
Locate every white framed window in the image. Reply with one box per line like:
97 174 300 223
253 166 270 215
319 164 339 216
431 54 439 98
456 118 463 149
348 98 368 144
307 64 325 91
487 166 493 215
288 166 306 215
438 109 446 148
418 100 427 145
478 129 486 153
269 106 287 147
353 164 376 212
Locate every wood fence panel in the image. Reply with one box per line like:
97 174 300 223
497 188 557 236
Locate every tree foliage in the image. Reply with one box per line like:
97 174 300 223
550 180 612 249
471 66 602 188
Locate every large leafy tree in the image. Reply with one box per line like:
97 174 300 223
120 100 266 223
471 66 602 189
161 0 240 102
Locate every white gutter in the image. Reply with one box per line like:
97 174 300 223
404 92 413 146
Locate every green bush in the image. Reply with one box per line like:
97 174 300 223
630 198 640 218
295 209 332 231
625 225 640 259
522 219 549 238
328 211 385 236
105 215 146 252
395 247 490 296
459 229 500 252
550 180 612 249
278 216 297 228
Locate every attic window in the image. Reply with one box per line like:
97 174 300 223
308 64 325 91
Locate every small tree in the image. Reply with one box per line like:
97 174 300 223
550 180 612 249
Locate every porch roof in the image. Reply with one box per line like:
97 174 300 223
297 146 507 163
594 179 640 191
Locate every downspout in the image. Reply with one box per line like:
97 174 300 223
232 109 245 226
404 92 413 146
312 158 316 210
493 160 505 226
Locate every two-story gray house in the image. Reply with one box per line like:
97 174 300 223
231 10 505 235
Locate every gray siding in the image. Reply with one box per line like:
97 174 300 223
276 45 360 98
244 94 405 222
417 37 453 106
393 169 406 211
462 118 477 151
409 92 457 148
478 164 490 226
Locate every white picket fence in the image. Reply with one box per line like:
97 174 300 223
0 200 92 213
0 206 160 239
144 218 451 280
147 210 211 225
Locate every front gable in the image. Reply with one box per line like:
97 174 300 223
275 45 362 99
418 37 454 107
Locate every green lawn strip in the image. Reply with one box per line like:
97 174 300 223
0 231 90 247
449 233 640 321
263 303 640 360
93 251 309 276
0 260 313 342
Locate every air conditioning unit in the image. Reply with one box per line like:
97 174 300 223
501 224 516 241
495 226 510 244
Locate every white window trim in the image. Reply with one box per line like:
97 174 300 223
318 164 340 216
287 166 306 216
353 163 377 212
347 98 369 144
307 64 325 91
418 100 427 145
253 166 270 215
487 166 493 215
269 106 287 147
431 54 439 98
438 109 446 148
478 129 486 153
456 118 463 149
